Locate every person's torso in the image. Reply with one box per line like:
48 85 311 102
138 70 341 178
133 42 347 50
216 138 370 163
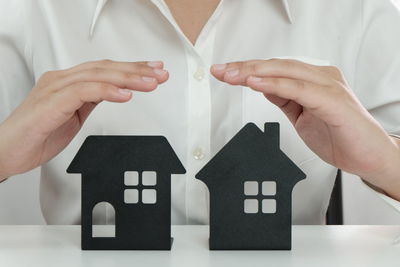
31 0 363 225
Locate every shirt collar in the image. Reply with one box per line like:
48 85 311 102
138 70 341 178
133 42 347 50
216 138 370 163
282 0 293 24
90 0 108 37
89 0 293 37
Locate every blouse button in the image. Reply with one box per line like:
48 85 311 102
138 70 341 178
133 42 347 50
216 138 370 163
193 147 205 160
193 67 205 81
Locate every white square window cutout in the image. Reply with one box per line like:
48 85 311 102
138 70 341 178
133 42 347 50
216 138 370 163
124 171 139 186
262 199 276 214
142 189 157 204
244 199 258 213
124 189 138 204
262 181 276 196
142 171 157 186
244 181 258 196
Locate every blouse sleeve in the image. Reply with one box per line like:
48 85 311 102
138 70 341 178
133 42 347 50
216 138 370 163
353 0 400 212
0 0 34 123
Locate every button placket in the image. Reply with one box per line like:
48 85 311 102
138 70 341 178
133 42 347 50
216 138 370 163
193 66 205 81
187 55 210 163
149 0 224 224
184 25 221 224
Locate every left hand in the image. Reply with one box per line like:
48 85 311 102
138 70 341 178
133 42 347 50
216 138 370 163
210 59 400 192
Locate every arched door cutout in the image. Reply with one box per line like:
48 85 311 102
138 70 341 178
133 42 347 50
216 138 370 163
92 202 116 238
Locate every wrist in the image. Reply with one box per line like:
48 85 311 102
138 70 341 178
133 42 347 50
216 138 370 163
0 123 15 181
361 136 400 201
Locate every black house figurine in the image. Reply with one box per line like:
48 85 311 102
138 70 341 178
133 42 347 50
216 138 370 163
67 136 186 250
196 122 306 250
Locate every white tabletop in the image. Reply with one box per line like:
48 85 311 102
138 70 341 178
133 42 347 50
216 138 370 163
0 225 399 267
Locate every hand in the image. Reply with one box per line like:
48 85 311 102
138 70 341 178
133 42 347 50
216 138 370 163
210 59 400 198
0 60 169 179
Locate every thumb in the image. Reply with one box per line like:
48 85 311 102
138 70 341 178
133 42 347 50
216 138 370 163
263 93 302 125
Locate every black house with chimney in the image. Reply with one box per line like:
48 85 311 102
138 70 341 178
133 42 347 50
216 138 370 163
196 123 306 250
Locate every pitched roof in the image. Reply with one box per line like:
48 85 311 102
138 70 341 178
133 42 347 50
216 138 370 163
196 123 306 185
67 136 186 174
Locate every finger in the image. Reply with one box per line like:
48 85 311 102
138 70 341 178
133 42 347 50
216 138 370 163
210 60 259 84
37 60 167 87
76 102 98 125
246 76 332 111
317 65 344 81
65 60 166 78
36 82 133 132
60 81 132 108
46 68 168 93
210 59 334 86
263 93 303 125
65 60 168 84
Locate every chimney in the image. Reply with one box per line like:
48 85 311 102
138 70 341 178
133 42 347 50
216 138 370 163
264 122 280 148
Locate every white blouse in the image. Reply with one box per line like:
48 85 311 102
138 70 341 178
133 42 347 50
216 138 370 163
1 0 400 225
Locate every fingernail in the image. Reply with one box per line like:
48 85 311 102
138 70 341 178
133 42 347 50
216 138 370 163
147 61 163 68
142 76 156 82
118 88 132 96
248 76 262 82
212 63 227 71
153 68 167 75
225 69 239 77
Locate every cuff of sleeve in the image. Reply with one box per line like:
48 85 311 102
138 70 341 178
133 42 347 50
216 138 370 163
361 179 400 212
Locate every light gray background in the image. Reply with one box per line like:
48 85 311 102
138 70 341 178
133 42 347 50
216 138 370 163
0 169 399 225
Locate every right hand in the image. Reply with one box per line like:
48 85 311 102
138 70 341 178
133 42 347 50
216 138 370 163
0 59 169 179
